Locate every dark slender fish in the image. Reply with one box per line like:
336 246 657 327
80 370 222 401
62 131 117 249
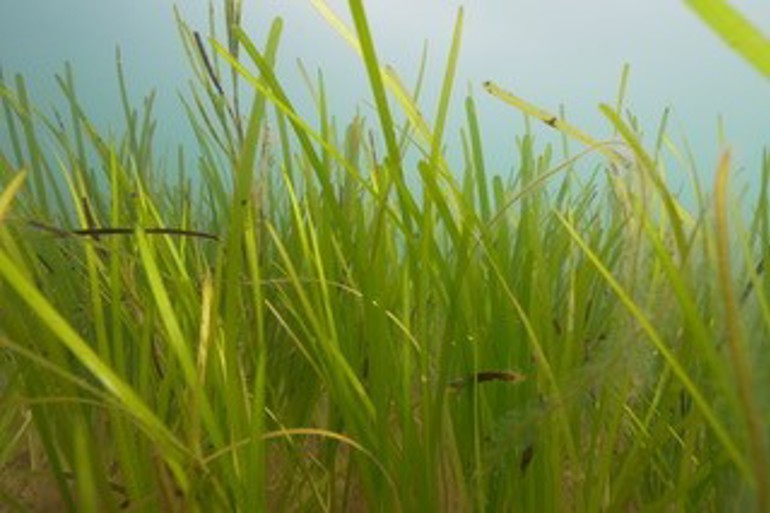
448 370 526 391
520 444 535 473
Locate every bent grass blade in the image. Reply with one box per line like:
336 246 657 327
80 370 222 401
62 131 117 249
714 151 770 504
483 80 629 167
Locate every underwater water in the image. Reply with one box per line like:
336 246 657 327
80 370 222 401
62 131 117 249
2 0 770 183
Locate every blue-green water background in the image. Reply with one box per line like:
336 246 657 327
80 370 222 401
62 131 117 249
2 0 770 192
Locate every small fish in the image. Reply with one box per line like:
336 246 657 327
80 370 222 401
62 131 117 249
448 370 526 391
520 444 535 473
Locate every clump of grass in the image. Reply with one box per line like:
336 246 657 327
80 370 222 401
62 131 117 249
1 0 769 511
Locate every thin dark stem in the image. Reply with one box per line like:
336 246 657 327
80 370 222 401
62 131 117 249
193 31 243 142
193 31 225 97
27 220 219 242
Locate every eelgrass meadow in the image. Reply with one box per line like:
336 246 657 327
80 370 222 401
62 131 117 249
2 1 770 511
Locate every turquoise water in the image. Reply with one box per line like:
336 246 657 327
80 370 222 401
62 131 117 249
2 0 769 187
